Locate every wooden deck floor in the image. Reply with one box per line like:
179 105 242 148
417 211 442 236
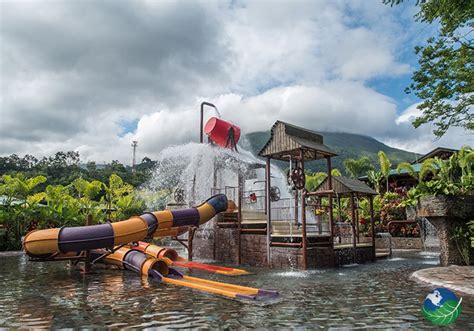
333 242 373 249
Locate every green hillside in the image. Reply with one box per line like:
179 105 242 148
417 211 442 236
242 131 421 173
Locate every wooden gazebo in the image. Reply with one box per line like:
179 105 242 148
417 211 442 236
258 121 337 266
308 176 377 265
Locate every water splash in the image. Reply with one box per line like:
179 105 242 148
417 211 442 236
342 263 359 268
272 270 326 278
141 143 261 209
419 218 439 252
376 232 393 258
141 142 295 214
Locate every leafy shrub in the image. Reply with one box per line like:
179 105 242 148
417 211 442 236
0 173 147 251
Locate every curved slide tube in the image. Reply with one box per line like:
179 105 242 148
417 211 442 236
98 247 278 301
23 194 228 258
132 241 249 276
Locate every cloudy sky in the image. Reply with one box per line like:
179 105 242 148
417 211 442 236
1 0 472 164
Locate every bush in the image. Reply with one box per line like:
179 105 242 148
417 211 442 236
0 173 147 251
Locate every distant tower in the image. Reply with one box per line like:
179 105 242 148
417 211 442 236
131 140 138 173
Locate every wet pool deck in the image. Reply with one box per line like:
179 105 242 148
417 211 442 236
412 265 474 296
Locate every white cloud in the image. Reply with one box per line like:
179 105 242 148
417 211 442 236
0 0 468 163
387 103 474 153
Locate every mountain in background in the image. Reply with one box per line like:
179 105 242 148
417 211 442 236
241 131 421 173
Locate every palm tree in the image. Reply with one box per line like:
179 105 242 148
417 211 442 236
396 159 439 184
367 170 383 194
378 151 392 193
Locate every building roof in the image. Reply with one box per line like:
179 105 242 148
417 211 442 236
258 121 337 161
313 176 377 196
413 147 458 164
388 163 422 177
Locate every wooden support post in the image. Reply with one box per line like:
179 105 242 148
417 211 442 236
369 196 376 261
317 196 322 234
213 162 218 191
294 161 299 226
212 161 218 261
351 193 357 264
326 156 332 189
299 149 307 270
356 196 360 243
302 191 308 270
187 227 197 261
191 174 196 206
82 214 92 274
237 174 242 265
212 220 217 260
265 157 271 266
326 156 334 247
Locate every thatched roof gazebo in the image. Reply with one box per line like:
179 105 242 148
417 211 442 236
258 120 337 268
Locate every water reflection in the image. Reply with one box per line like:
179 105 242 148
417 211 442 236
0 251 472 328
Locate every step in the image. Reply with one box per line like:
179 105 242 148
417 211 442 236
241 211 267 221
241 228 267 234
241 219 267 225
270 232 331 238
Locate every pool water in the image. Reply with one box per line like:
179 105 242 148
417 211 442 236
0 251 473 328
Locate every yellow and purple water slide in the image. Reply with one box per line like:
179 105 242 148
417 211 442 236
22 194 278 301
23 194 228 258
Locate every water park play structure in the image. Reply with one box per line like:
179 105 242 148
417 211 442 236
188 105 380 269
22 101 388 301
23 194 278 301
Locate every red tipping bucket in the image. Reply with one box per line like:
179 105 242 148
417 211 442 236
204 117 241 149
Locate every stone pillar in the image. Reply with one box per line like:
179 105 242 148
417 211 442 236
426 217 468 266
417 195 474 267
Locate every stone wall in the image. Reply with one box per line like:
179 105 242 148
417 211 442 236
192 227 216 260
335 246 374 265
427 217 474 266
374 237 423 250
193 225 375 269
392 237 423 250
339 236 422 250
241 234 268 266
270 246 336 269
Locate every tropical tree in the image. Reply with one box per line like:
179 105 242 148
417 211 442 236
71 178 103 221
401 146 474 207
367 170 383 194
305 169 341 192
396 159 439 184
385 0 474 137
40 184 82 227
378 151 392 193
343 156 375 178
102 174 145 221
0 174 47 249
